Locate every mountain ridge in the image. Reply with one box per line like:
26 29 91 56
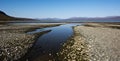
0 11 120 22
0 11 34 21
38 16 120 22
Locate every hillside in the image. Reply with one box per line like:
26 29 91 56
0 11 34 21
0 11 14 20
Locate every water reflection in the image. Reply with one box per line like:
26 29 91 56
22 24 80 61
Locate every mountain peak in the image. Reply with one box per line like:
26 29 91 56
0 11 7 15
0 10 13 20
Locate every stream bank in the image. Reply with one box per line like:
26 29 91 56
57 26 89 61
0 24 60 61
58 23 120 61
17 24 79 61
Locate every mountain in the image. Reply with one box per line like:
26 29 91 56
61 16 120 22
0 11 14 20
1 10 120 22
39 16 120 22
0 11 34 21
39 18 64 22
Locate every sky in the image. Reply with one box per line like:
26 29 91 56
0 0 120 19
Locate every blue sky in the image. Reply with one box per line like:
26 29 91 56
0 0 120 18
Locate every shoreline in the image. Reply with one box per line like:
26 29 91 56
58 23 120 61
57 25 89 61
78 23 120 61
1 22 120 61
17 30 52 61
0 24 61 61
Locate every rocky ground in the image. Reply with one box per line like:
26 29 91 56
58 25 89 61
0 24 60 61
0 31 35 61
58 23 120 61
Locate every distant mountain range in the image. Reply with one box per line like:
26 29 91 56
0 11 120 22
39 17 120 22
65 16 120 22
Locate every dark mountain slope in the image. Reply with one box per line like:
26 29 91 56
0 11 34 20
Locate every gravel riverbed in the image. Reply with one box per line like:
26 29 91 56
58 26 89 61
0 31 35 61
77 23 120 61
0 24 60 61
59 23 120 61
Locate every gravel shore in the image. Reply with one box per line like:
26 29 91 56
78 23 120 61
0 24 60 61
59 23 120 61
58 26 89 61
0 31 35 61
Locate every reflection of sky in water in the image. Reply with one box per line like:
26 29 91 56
9 23 62 25
34 24 80 53
22 24 81 61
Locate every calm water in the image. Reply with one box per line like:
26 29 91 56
20 24 80 61
9 23 63 25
